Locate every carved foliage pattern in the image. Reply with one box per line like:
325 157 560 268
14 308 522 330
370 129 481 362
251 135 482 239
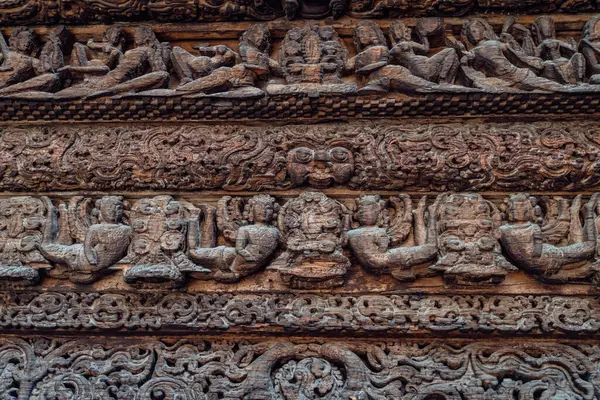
0 338 595 399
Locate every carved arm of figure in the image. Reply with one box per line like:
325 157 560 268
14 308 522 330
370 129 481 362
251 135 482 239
500 33 544 74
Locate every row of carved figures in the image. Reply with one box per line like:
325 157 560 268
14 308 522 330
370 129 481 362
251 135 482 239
5 15 600 100
3 192 600 288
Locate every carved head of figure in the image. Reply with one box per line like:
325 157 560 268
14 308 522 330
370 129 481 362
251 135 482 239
582 16 600 43
133 26 159 48
103 25 126 49
532 16 556 43
353 20 386 52
389 20 412 44
287 146 354 188
9 27 36 55
244 194 279 225
355 195 386 227
461 18 498 49
505 193 539 224
95 196 125 224
240 24 271 53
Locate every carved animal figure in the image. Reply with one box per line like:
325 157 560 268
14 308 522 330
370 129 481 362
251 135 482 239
287 146 353 188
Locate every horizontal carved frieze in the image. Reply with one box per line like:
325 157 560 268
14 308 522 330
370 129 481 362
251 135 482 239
1 291 599 334
2 192 600 288
2 16 600 121
0 337 597 399
2 122 599 192
0 0 596 25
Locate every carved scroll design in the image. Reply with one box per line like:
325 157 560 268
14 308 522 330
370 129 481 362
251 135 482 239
2 122 600 192
0 337 595 399
1 291 600 334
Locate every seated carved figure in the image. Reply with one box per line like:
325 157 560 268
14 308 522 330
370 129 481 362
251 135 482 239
580 16 600 84
283 0 347 19
239 24 280 78
55 26 170 99
187 195 280 282
39 196 132 284
389 19 460 85
456 18 572 92
532 16 585 84
0 27 62 95
499 193 598 283
347 195 437 281
349 20 439 94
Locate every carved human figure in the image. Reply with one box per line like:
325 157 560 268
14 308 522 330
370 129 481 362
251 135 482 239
388 18 460 84
55 25 170 98
0 27 62 95
238 24 280 79
124 196 209 287
67 25 125 83
187 195 280 282
269 191 351 289
532 15 585 84
580 16 600 84
287 146 353 188
456 18 574 92
39 196 132 283
349 20 439 93
277 24 347 85
0 197 49 284
499 193 598 283
430 193 514 284
347 195 438 281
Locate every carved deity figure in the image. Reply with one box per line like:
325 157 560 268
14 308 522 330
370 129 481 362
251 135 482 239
532 16 585 84
55 25 170 98
580 16 600 84
67 24 125 83
499 194 598 283
430 193 514 284
269 191 351 289
287 146 353 188
0 197 49 284
39 196 132 284
347 195 437 281
0 27 62 95
349 20 439 93
124 196 209 287
388 18 460 85
238 24 280 78
456 18 573 92
187 195 280 282
277 24 347 85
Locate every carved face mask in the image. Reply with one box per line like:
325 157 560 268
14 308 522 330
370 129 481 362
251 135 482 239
287 146 354 188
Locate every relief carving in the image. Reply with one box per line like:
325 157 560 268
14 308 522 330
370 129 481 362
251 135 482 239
187 195 280 282
1 122 600 192
38 196 132 284
269 191 351 288
0 338 595 400
347 195 437 281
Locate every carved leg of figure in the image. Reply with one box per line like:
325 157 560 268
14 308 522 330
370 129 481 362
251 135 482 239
367 65 437 94
517 69 573 92
176 68 233 94
103 71 170 95
0 73 60 95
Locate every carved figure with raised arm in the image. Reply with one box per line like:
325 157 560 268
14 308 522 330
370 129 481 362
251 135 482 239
349 20 439 94
55 25 170 98
499 193 598 283
456 18 574 92
39 196 132 284
0 27 62 95
580 16 600 84
347 195 437 281
532 15 585 84
187 195 280 282
388 18 460 85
